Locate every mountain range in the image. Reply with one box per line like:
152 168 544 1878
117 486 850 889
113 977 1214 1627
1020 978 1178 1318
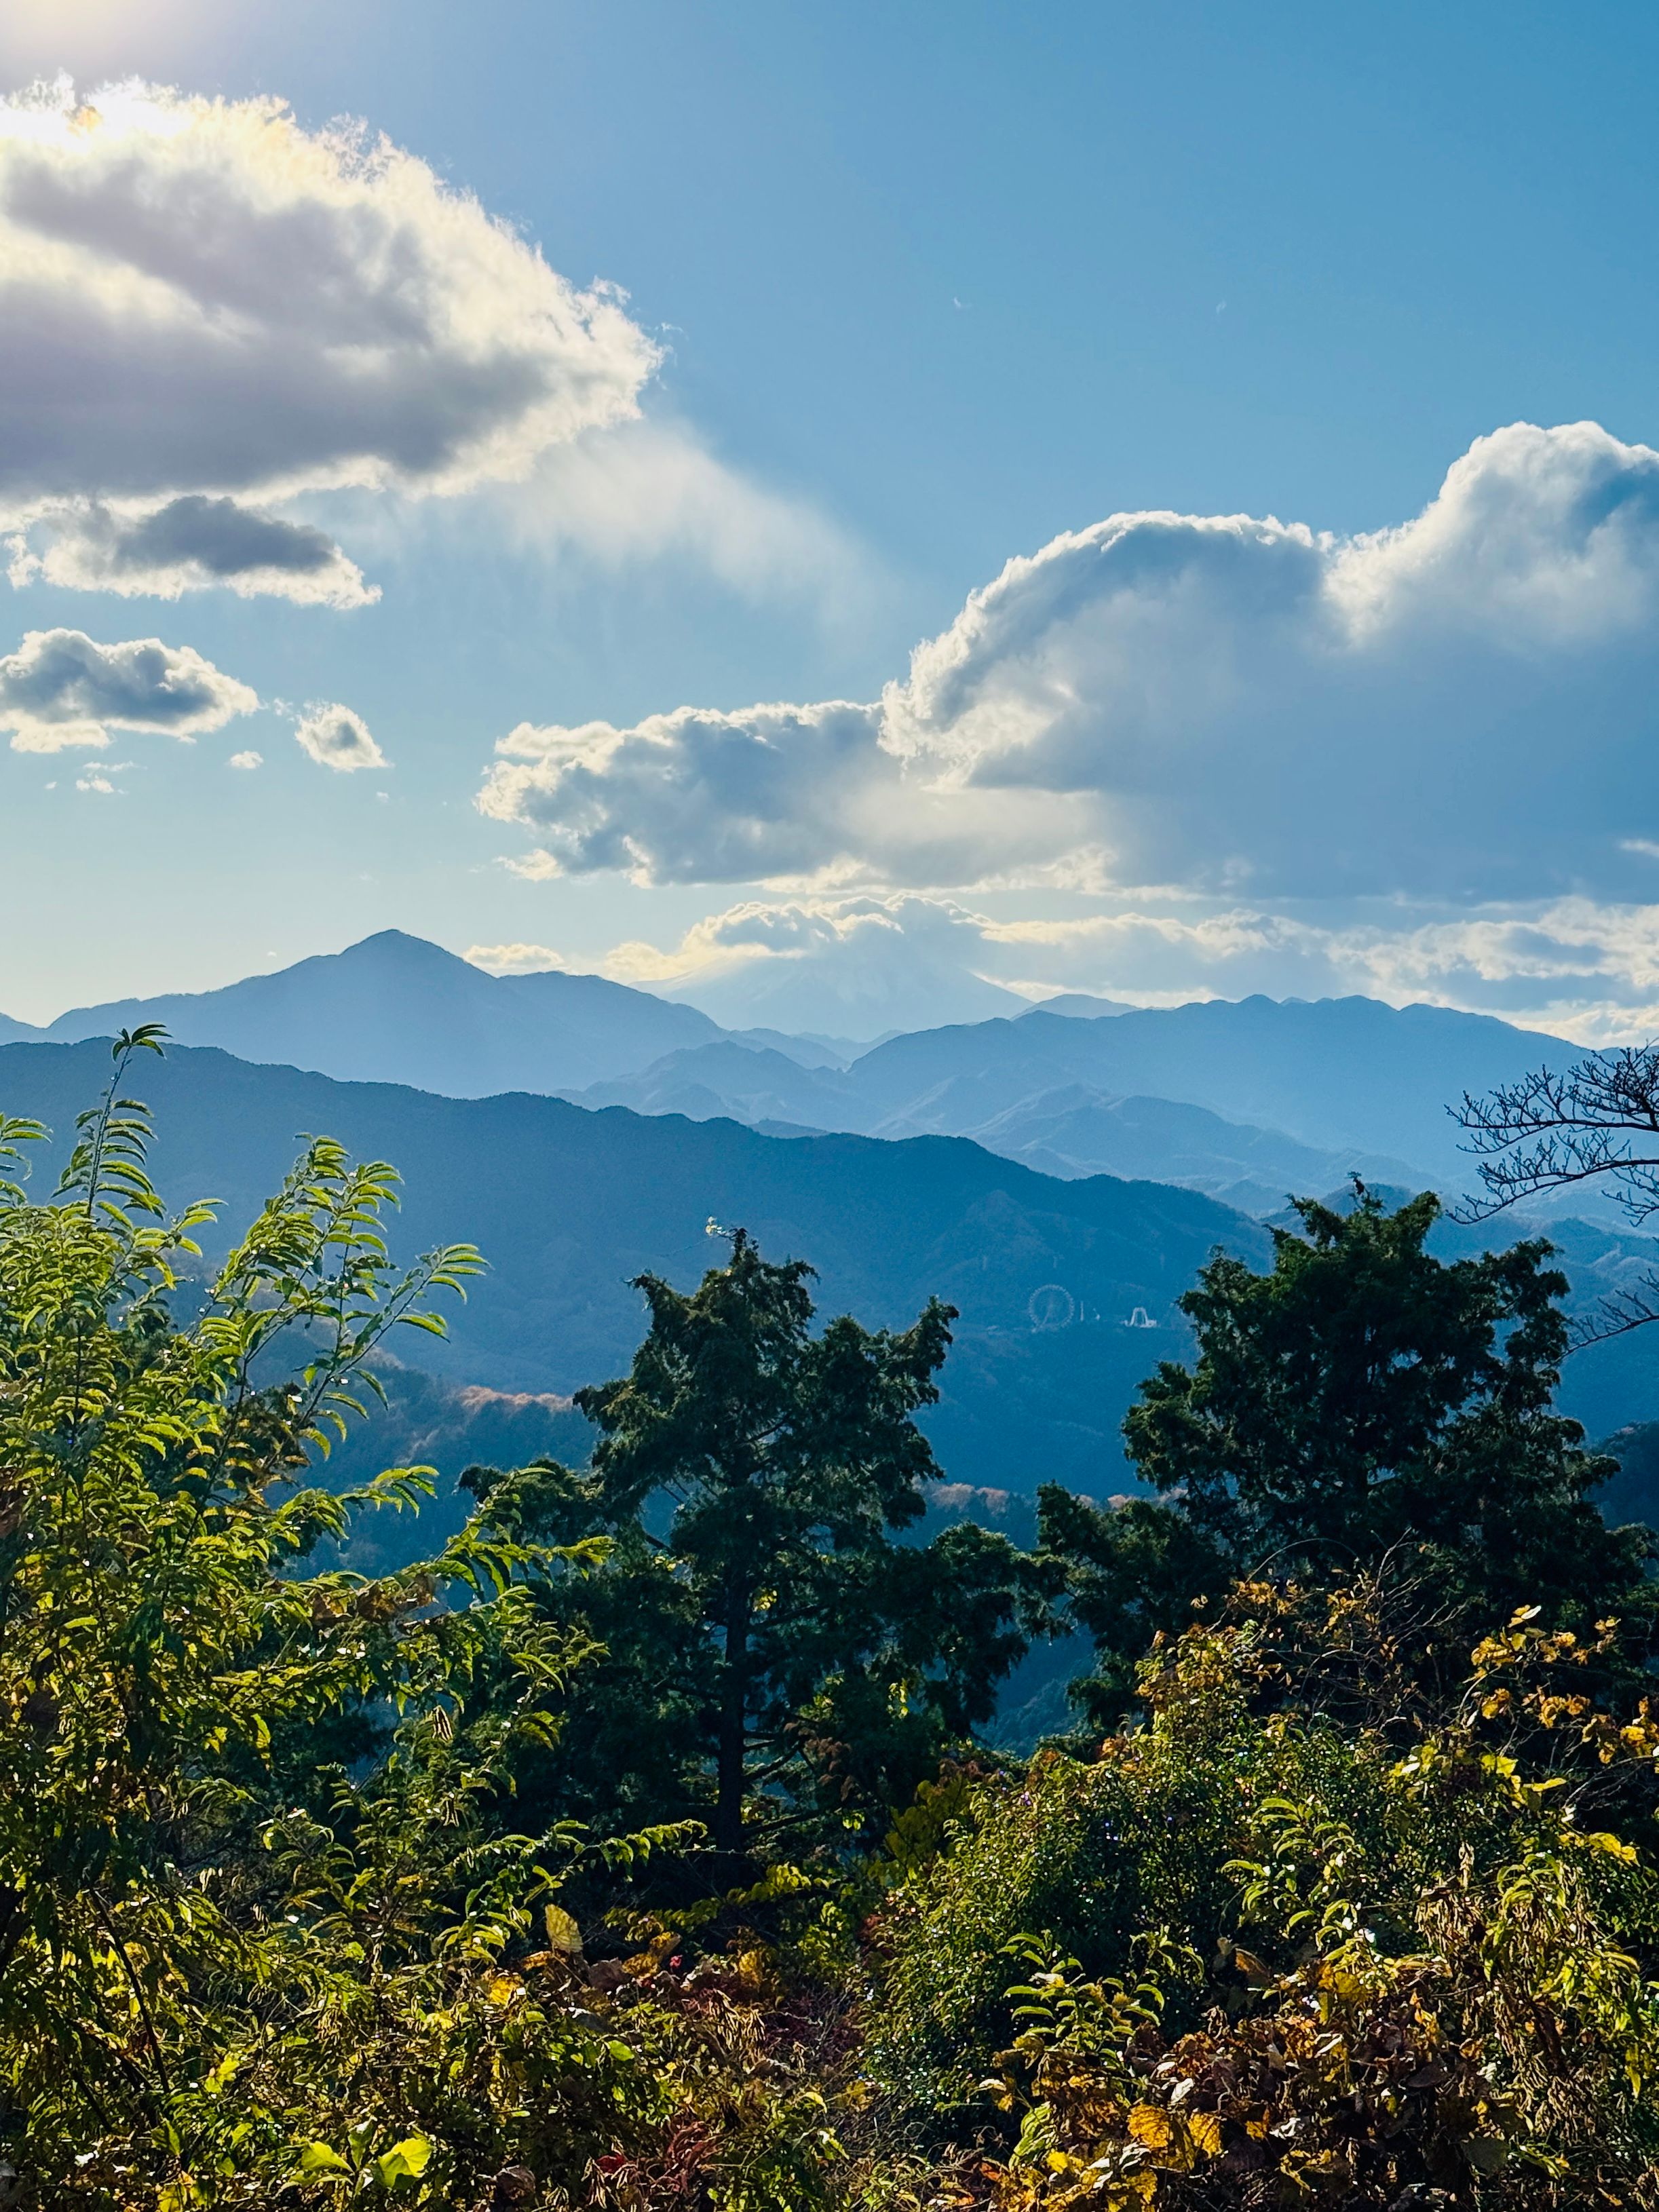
3 1031 1658 1511
0 1037 1276 1493
0 933 1589 1219
0 932 724 1094
571 994 1574 1199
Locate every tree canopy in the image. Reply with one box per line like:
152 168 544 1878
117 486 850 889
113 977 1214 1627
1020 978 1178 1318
0 1036 687 2205
1042 1185 1656 1719
474 1230 1052 1858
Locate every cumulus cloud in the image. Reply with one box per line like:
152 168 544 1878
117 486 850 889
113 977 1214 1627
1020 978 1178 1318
596 894 1037 1034
0 76 660 601
603 895 1289 1032
15 496 376 608
465 942 565 974
478 421 1659 908
292 703 385 773
479 701 1080 890
227 749 262 770
0 626 257 750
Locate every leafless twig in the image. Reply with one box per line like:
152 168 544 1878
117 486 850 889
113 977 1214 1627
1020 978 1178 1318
1454 1043 1659 1343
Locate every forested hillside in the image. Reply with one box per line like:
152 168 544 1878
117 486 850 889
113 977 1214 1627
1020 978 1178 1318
0 1037 1271 1491
6 1035 1659 1504
6 934 1588 1210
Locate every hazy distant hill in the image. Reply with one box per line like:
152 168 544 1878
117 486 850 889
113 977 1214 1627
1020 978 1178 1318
317 1360 594 1574
576 1041 862 1126
14 940 1587 1215
0 1039 1274 1493
961 1086 1418 1211
21 932 723 1094
573 1054 1420 1215
1599 1422 1659 1529
1027 993 1135 1018
849 999 1574 1181
572 995 1575 1203
5 1035 1655 1501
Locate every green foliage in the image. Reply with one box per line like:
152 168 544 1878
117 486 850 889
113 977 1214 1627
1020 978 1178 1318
874 1582 1659 2209
867 1599 1367 2107
484 1231 1054 1858
1042 1183 1658 1721
0 1038 690 2207
8 1051 1659 2209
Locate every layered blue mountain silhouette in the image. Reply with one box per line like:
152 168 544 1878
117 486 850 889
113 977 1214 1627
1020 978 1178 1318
575 997 1570 1194
0 1037 1274 1492
7 930 721 1093
1 932 1584 1213
3 947 1657 1510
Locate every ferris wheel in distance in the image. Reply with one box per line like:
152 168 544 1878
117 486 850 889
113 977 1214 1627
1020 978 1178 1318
1026 1283 1075 1332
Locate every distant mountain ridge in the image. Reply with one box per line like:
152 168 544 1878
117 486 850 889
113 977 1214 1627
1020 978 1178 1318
569 995 1580 1200
845 999 1576 1179
2 1035 1654 1493
20 932 723 1094
1028 993 1136 1018
961 1086 1418 1213
5 936 1585 1215
0 1036 1278 1492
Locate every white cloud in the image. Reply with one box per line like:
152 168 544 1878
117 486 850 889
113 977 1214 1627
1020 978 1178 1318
478 700 1080 890
0 626 257 750
478 421 1659 909
1320 901 1659 1040
490 418 871 611
0 76 659 602
1327 420 1659 644
16 496 376 608
292 702 385 773
602 895 1312 1032
571 888 1659 1047
465 941 565 974
227 748 262 770
598 894 1044 1035
932 897 1659 1042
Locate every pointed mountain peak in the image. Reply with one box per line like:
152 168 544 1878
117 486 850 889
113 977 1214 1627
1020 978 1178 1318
332 930 478 972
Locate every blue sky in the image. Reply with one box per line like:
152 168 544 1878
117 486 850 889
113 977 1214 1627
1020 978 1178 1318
4 1 1659 1036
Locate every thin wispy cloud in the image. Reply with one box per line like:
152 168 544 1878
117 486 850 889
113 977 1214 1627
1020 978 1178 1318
584 887 1659 1046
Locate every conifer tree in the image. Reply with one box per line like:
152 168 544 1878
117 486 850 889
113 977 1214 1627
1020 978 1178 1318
1043 1185 1656 1719
499 1231 1049 1856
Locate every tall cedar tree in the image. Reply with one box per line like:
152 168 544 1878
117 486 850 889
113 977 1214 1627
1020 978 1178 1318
1041 1185 1657 1720
508 1232 1046 1856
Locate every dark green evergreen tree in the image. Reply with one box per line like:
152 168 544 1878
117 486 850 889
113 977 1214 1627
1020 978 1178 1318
481 1230 1050 1856
1042 1185 1656 1721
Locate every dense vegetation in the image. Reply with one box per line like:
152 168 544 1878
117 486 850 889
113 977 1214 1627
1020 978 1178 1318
4 1041 1659 2209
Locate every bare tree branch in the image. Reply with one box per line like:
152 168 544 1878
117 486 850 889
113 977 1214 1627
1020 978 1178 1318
1453 1041 1659 1342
